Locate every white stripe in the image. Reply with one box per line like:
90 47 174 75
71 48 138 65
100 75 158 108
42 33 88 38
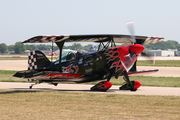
56 36 70 42
29 59 32 63
41 37 47 41
34 58 36 62
33 51 35 55
34 65 37 69
121 61 128 71
50 37 56 41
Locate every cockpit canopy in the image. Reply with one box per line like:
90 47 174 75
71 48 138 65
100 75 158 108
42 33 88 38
54 49 97 65
60 50 77 62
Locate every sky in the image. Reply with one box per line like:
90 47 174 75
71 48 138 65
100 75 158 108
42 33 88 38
0 0 180 45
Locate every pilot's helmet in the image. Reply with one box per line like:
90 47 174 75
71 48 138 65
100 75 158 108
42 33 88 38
89 46 98 51
76 51 82 57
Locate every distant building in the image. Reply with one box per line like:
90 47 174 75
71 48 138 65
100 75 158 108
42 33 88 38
143 50 175 57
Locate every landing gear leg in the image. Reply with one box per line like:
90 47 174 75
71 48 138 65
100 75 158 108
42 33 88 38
119 71 136 91
29 81 41 89
51 83 58 86
107 71 114 81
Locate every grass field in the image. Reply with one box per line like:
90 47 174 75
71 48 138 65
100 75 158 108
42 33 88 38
1 68 180 119
137 60 180 67
1 70 180 87
0 57 57 61
0 57 27 60
1 56 180 67
0 70 27 82
0 89 180 120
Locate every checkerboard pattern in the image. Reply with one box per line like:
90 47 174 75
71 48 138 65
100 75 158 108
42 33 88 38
28 51 38 70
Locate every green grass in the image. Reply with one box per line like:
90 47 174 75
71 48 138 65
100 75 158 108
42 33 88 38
0 90 180 120
0 70 27 82
0 70 18 74
0 57 27 60
111 76 180 87
1 70 180 87
0 57 58 61
90 76 180 87
137 60 180 67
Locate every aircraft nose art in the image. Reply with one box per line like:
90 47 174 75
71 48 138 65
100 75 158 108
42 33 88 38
130 44 145 55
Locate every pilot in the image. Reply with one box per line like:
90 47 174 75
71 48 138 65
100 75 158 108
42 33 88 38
67 52 76 60
76 51 83 57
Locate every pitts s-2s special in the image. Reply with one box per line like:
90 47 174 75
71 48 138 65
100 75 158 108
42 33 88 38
14 22 164 91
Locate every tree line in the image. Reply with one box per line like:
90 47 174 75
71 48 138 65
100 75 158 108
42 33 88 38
0 42 93 54
144 40 180 50
0 40 180 54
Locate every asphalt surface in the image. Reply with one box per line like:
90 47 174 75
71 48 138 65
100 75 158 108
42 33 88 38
0 82 180 96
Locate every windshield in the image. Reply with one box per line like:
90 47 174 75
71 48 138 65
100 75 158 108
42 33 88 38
55 50 76 64
61 51 70 62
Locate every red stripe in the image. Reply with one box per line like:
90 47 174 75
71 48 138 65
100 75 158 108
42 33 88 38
45 72 84 79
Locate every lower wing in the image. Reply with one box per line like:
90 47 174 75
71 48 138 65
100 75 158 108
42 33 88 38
127 69 158 76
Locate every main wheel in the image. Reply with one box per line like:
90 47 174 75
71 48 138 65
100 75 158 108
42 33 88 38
90 81 112 91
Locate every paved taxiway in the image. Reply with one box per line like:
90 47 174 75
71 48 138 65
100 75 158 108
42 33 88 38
1 82 180 96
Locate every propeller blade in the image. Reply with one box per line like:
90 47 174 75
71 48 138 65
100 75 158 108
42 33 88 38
126 21 136 44
140 51 156 65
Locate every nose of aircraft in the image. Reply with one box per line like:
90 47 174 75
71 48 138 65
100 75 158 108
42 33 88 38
129 44 145 55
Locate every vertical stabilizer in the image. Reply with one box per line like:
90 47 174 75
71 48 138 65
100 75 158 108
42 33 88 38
28 50 51 70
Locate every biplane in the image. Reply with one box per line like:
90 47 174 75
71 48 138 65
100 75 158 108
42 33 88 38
14 22 164 91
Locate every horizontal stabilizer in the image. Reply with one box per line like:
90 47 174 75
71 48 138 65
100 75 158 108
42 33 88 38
14 70 84 80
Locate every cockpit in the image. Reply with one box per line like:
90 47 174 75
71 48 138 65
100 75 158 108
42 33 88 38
54 50 89 65
54 51 76 65
61 51 76 62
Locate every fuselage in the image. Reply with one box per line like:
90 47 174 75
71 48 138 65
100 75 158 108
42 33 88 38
13 44 145 83
50 44 145 82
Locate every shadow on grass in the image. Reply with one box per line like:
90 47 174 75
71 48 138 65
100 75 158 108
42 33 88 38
0 89 39 94
3 87 114 93
23 88 121 93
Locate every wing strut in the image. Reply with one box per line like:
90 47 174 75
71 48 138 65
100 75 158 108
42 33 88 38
97 38 116 51
55 41 65 72
51 41 54 70
122 70 134 89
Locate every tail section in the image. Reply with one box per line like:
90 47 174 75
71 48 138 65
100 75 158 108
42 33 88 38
28 50 51 70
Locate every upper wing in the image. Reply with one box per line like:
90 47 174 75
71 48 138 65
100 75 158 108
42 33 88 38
22 34 164 45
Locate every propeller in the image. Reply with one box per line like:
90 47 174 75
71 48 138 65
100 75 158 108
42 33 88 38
140 50 156 65
114 21 155 79
126 21 136 44
126 21 156 65
115 21 156 90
